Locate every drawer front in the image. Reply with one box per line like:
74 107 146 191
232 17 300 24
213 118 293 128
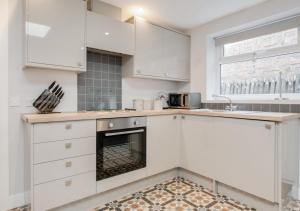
34 120 96 143
34 154 96 185
34 171 96 211
34 137 96 164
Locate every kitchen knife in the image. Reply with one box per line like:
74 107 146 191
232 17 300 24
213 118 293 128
51 92 64 110
33 81 56 107
45 89 64 111
38 86 62 111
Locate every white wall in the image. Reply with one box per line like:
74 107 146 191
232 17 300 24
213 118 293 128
0 0 10 210
92 0 122 21
122 78 183 108
189 0 300 102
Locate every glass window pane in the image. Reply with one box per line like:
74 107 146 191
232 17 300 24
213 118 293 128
224 28 298 57
221 52 300 95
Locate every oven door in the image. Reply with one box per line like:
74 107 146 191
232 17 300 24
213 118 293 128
96 127 146 181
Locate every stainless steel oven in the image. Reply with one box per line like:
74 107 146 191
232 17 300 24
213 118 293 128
96 117 147 181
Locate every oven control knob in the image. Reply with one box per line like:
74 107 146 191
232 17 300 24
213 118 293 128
134 120 139 126
108 122 114 128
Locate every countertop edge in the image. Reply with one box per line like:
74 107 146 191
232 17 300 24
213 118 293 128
22 110 300 124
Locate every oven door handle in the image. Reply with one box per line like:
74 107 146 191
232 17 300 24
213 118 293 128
104 129 145 137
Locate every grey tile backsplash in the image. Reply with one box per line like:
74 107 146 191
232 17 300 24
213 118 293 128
201 103 300 113
77 51 122 111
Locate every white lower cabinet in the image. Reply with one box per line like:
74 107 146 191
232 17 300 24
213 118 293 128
147 115 181 176
26 120 97 211
181 115 276 202
34 171 96 211
34 154 96 185
34 137 96 164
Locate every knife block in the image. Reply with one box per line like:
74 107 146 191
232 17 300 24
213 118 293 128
33 89 62 114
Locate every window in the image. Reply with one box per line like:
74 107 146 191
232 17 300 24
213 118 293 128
215 16 300 99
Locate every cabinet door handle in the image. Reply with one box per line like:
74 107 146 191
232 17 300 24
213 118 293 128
181 116 185 120
173 116 177 120
265 124 272 130
65 124 72 130
77 62 83 67
65 161 72 168
65 180 72 187
65 143 72 149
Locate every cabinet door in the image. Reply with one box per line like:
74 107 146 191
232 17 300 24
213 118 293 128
147 115 181 176
163 31 190 81
135 18 165 78
26 0 86 71
181 116 276 202
87 11 134 55
181 115 214 173
212 118 276 201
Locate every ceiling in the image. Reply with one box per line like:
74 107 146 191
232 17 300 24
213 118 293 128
100 0 269 31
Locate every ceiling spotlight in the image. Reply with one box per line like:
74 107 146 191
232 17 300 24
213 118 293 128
132 7 144 17
104 32 110 36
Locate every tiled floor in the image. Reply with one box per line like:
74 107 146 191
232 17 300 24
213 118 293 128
94 177 255 211
9 177 300 211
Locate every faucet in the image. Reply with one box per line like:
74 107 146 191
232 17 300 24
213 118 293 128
212 94 238 111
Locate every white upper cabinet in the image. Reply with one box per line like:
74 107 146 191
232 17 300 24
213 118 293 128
25 0 87 72
123 17 190 82
134 18 165 78
86 11 134 55
163 30 190 80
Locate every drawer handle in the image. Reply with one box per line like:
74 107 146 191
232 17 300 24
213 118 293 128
181 116 185 120
65 161 72 168
173 116 177 120
65 143 72 149
65 124 72 130
65 180 72 187
265 124 272 130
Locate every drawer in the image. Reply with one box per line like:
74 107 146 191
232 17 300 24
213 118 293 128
34 154 96 185
34 137 96 164
34 171 96 211
33 120 96 143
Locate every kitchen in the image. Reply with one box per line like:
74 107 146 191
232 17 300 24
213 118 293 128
2 0 300 211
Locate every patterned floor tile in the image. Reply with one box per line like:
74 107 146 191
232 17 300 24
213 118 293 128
94 177 255 211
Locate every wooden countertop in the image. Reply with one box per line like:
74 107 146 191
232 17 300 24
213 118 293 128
22 109 300 123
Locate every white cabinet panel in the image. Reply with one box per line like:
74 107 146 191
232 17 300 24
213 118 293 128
25 0 86 72
87 11 134 55
34 171 96 211
163 30 190 80
34 137 96 164
147 115 181 176
34 120 96 143
135 18 165 78
123 17 190 82
34 154 96 184
181 115 214 173
181 116 276 202
212 118 276 201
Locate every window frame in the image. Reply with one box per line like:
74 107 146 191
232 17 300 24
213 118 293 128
216 26 300 101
